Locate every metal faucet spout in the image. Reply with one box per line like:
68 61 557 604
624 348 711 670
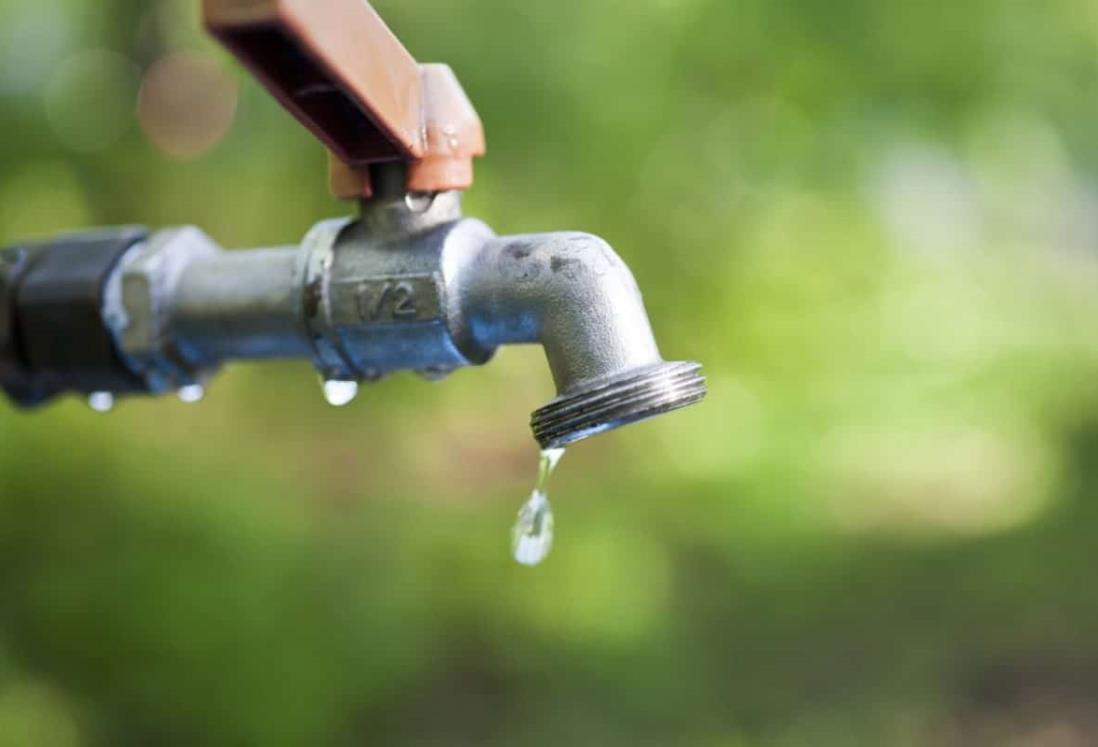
458 232 706 448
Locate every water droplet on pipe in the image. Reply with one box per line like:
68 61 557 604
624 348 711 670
87 391 114 413
322 379 358 407
177 384 205 403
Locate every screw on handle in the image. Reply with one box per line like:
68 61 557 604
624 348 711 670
203 0 484 197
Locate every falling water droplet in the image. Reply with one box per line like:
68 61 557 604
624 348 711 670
322 379 358 407
177 384 205 403
511 447 565 566
87 391 114 413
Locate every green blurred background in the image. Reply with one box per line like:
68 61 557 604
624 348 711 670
1 0 1097 744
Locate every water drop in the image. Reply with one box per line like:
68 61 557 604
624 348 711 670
443 125 459 151
87 391 114 413
177 384 205 403
512 490 553 566
404 192 434 213
511 447 565 566
322 379 358 407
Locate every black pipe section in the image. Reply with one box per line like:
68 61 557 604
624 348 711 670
0 227 149 407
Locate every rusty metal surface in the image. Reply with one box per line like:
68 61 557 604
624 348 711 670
203 0 484 195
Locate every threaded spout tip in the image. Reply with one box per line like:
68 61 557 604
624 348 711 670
530 361 706 449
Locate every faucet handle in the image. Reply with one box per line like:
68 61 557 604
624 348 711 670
202 0 485 198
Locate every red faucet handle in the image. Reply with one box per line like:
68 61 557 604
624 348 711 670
203 0 485 197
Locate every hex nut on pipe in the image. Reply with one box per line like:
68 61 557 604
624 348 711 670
110 226 221 391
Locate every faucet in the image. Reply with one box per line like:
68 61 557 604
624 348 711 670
0 0 705 449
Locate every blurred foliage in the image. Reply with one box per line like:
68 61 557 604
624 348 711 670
0 0 1097 744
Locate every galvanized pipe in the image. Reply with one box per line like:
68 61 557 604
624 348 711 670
172 247 309 364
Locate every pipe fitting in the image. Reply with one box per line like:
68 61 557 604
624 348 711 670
300 211 496 381
457 232 705 448
109 226 221 391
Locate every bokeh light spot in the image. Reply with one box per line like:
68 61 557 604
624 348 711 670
0 1 75 97
822 423 1057 537
138 53 238 160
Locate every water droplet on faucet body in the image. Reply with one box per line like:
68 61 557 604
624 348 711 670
511 447 565 567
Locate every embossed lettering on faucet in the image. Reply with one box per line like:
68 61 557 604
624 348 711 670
346 275 442 323
368 281 416 319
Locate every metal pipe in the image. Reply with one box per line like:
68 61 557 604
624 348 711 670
172 247 310 364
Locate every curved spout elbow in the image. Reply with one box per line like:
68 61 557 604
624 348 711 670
460 232 661 394
458 232 705 448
